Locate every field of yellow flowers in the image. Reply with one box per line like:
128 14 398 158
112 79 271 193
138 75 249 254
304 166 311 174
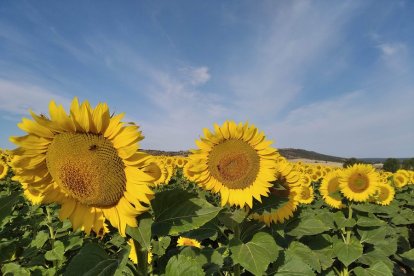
0 98 413 275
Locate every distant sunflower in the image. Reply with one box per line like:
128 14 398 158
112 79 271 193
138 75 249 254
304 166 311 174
177 237 201 248
319 171 344 209
393 170 410 188
0 159 8 180
187 121 279 208
373 183 395 206
339 164 379 202
10 98 154 236
295 185 314 204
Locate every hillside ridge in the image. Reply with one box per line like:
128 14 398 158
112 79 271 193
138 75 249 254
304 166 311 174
143 148 347 163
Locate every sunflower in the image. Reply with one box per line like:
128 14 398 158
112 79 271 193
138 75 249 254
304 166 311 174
177 237 202 248
339 164 379 202
187 121 279 208
393 170 410 188
142 159 166 186
250 159 300 225
295 185 314 204
373 183 395 206
174 156 187 168
10 98 154 236
128 239 153 264
0 159 9 180
319 171 344 209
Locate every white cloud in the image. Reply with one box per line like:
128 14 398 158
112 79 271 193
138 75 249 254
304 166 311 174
227 1 361 119
378 43 405 56
0 79 71 115
179 66 211 86
271 88 414 157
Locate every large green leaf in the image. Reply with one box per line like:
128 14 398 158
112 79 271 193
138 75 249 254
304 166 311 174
333 237 363 267
1 263 31 276
286 217 331 237
399 248 414 268
229 232 279 275
353 261 393 276
356 215 386 227
0 192 20 225
358 227 387 244
65 242 110 276
286 241 322 273
31 231 49 249
126 213 152 250
358 250 394 271
152 189 221 236
44 241 65 261
274 252 315 276
165 254 204 276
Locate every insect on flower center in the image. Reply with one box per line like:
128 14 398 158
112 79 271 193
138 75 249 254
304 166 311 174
46 133 126 207
208 139 260 189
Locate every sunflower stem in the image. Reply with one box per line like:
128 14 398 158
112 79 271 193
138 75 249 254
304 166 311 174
133 239 148 276
45 206 57 268
233 225 241 276
345 204 353 244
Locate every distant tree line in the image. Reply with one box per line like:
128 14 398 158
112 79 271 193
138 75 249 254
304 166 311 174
343 157 414 172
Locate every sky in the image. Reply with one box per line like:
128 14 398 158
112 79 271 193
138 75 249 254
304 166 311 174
0 1 413 158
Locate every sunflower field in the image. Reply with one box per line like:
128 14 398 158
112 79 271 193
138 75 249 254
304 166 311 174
0 98 413 276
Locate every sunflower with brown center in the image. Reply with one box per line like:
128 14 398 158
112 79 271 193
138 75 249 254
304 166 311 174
373 183 395 206
319 170 344 209
10 98 154 236
250 157 301 225
187 121 279 208
339 164 379 202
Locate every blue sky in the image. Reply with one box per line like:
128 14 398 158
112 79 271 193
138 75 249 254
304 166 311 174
0 1 413 158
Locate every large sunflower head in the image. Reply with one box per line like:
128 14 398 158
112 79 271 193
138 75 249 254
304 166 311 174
187 121 279 208
10 98 154 236
339 164 380 202
250 158 301 225
319 170 344 209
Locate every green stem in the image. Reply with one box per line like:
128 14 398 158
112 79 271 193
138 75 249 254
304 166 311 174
45 206 56 242
233 225 241 276
345 204 353 244
340 204 353 276
133 239 148 276
45 206 58 268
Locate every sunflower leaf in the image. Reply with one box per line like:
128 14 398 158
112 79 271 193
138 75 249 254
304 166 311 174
165 254 204 276
126 213 152 250
352 261 393 276
151 189 221 236
229 232 279 275
333 238 363 267
65 242 110 276
0 191 20 225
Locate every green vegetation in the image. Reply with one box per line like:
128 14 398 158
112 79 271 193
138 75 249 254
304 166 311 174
1 168 414 275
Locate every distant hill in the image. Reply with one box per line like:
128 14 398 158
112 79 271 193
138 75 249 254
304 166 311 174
143 148 347 163
278 148 347 163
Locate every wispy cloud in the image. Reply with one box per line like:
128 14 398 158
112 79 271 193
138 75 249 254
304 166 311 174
0 79 71 116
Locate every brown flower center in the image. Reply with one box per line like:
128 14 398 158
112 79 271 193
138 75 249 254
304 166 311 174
46 133 126 207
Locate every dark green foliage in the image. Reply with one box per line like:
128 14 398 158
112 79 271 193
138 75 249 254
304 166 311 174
383 158 401 172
